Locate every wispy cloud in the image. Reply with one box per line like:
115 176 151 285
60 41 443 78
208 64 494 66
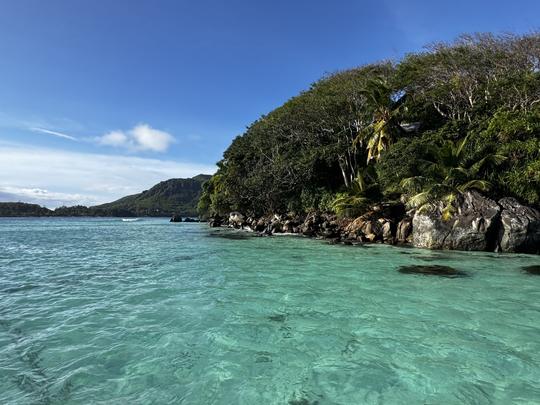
31 127 78 141
0 187 93 207
97 124 175 152
0 142 215 208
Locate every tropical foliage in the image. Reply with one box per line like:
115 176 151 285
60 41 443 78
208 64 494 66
199 33 540 218
400 136 505 219
331 167 379 217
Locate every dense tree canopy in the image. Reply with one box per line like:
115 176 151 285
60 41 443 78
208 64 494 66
199 33 540 218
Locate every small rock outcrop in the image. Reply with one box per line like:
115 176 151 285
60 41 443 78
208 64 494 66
342 203 404 243
205 193 539 254
170 215 182 222
208 215 223 227
497 198 540 254
183 217 199 222
412 191 500 251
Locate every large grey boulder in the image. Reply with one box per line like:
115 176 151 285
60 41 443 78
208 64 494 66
412 191 501 251
497 198 540 253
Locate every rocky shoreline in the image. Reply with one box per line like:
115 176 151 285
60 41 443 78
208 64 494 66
208 191 540 254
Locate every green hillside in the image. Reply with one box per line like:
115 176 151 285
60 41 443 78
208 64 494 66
0 175 211 217
94 174 211 216
0 202 53 217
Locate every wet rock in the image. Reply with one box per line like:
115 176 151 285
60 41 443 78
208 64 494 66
282 220 295 233
183 217 199 222
269 221 282 234
228 211 245 228
343 204 405 244
170 215 182 222
522 265 540 275
398 265 467 278
497 198 540 254
412 191 500 251
299 212 323 236
381 221 394 243
396 217 413 243
208 215 223 227
254 218 267 232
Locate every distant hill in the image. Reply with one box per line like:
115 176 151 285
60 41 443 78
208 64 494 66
93 174 211 216
0 202 53 216
0 174 211 217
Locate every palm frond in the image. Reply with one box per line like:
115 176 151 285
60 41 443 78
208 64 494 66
400 176 430 192
455 133 471 159
331 195 369 215
457 179 492 192
469 154 507 176
407 191 435 209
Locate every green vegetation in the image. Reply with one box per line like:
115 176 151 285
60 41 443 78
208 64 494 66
95 175 211 217
400 135 506 219
199 33 540 218
0 175 211 217
0 202 53 217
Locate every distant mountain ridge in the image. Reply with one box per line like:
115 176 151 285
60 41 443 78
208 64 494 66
94 174 211 216
0 174 211 217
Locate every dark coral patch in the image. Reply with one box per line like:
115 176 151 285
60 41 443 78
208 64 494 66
398 265 467 278
522 265 540 275
207 231 252 240
268 314 287 322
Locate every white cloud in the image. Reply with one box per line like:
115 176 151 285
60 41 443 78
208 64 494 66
0 143 215 208
0 187 94 207
98 124 175 152
99 130 129 147
31 127 78 141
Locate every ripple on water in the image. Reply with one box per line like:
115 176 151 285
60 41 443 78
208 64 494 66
0 218 540 404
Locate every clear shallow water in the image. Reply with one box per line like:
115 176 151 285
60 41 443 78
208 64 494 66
1 218 540 404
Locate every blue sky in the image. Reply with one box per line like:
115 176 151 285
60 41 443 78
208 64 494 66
0 0 538 207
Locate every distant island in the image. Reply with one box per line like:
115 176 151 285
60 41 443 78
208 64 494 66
0 174 211 217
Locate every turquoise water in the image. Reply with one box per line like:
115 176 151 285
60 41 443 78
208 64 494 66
1 218 540 404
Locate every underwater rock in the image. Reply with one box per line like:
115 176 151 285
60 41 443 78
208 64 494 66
398 265 467 278
267 314 287 322
522 265 540 275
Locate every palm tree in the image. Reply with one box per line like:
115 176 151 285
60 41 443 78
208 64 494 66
401 135 505 220
353 76 404 162
331 167 378 216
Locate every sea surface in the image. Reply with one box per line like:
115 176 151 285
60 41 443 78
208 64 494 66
1 218 540 404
